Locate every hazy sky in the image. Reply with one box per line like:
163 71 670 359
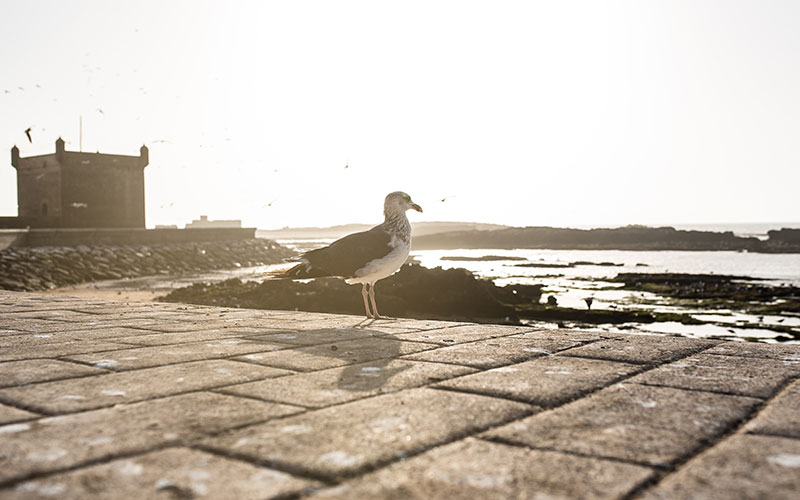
1 1 798 229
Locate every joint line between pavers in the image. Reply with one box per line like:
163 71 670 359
429 362 650 410
197 402 541 486
619 373 800 500
629 381 770 400
477 435 660 470
209 388 314 411
0 440 180 490
189 443 338 486
0 370 293 416
554 340 718 366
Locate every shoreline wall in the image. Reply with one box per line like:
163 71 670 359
0 239 296 292
15 227 258 247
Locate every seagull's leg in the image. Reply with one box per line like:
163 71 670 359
369 283 394 320
361 283 374 318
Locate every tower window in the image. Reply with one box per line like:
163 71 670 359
41 202 48 216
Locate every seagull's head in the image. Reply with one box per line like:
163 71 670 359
385 191 423 214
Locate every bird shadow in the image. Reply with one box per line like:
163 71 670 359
244 326 414 393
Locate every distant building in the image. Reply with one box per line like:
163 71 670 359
5 138 148 228
185 215 242 229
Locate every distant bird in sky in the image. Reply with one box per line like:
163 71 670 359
24 128 32 143
96 107 104 115
274 191 423 319
262 201 275 208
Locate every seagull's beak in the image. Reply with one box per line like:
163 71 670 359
411 202 423 213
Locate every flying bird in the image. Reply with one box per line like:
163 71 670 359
275 191 423 319
24 128 32 143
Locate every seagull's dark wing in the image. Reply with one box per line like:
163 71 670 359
283 224 392 279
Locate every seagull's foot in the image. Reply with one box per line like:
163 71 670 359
372 315 396 321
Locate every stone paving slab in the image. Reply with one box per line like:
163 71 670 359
705 341 800 362
485 383 762 467
402 330 601 369
640 434 800 500
381 324 539 345
0 402 39 425
65 338 291 371
0 360 290 414
244 328 389 346
0 327 164 347
3 447 320 500
0 290 799 499
744 379 800 439
0 391 303 484
0 340 134 362
203 387 533 481
220 359 477 408
309 437 655 499
109 328 289 346
559 334 714 365
629 352 799 398
0 359 107 387
230 336 437 372
437 355 641 407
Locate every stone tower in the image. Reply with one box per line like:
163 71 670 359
10 138 149 228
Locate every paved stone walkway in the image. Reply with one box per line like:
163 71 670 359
1 290 799 499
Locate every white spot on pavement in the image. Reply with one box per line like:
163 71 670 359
115 461 144 476
544 370 572 375
319 451 362 467
93 359 119 369
0 423 31 434
523 348 552 354
84 437 114 446
59 394 86 400
281 424 313 434
768 453 800 468
100 389 127 397
639 400 658 408
27 448 69 462
15 481 67 497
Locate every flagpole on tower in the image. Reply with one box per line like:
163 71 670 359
79 115 83 152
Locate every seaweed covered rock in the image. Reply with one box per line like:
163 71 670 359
161 262 543 324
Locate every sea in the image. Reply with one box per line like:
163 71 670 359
274 222 800 342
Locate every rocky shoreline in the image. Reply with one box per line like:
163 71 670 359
414 226 800 252
157 263 800 341
0 239 296 292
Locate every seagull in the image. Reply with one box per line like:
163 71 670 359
276 191 423 319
